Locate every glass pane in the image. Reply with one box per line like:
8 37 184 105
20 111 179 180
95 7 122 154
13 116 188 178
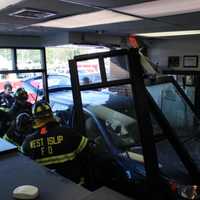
156 139 190 184
0 72 43 146
17 49 42 69
0 72 42 104
174 75 195 103
175 75 194 87
0 72 73 108
46 46 109 76
0 49 13 70
77 59 101 85
104 55 129 81
184 86 194 104
147 82 200 170
46 47 76 75
0 71 73 129
150 113 190 184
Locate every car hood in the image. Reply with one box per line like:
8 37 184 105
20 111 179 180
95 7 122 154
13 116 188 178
49 90 110 106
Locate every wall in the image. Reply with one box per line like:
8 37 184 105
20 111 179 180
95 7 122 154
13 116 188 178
0 33 70 47
0 35 43 47
0 32 126 48
69 32 126 47
41 32 69 46
147 37 200 70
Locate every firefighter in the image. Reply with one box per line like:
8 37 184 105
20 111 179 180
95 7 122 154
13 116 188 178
0 109 11 137
0 82 15 136
9 88 32 119
3 113 33 148
21 101 92 183
0 82 14 110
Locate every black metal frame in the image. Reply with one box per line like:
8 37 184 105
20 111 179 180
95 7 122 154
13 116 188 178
74 49 129 82
70 48 175 199
68 59 85 132
128 49 171 199
71 49 132 132
73 49 128 61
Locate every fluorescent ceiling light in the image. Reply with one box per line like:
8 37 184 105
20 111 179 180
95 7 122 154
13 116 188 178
136 30 200 37
116 0 200 18
33 10 140 28
32 0 200 29
0 0 23 10
53 44 109 49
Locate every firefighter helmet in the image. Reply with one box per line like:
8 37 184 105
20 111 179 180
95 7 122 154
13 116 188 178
15 88 28 101
32 101 54 128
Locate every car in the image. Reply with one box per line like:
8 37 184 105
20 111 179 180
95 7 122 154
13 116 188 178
0 74 73 104
22 74 72 105
0 72 102 105
21 74 114 110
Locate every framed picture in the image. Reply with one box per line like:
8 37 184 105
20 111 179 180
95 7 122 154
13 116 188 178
168 56 180 68
183 55 198 68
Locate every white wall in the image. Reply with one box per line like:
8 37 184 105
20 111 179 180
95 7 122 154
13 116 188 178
148 37 200 70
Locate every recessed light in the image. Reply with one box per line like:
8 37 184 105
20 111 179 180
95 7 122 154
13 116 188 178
116 0 200 18
33 10 140 28
0 0 23 11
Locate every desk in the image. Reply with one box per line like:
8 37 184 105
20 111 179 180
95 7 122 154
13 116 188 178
0 152 90 200
82 187 132 200
0 138 17 154
0 138 134 200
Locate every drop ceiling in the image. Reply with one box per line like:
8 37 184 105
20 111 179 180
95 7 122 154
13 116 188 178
0 0 200 39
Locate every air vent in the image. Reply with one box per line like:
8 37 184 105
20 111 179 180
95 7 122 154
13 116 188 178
9 8 56 19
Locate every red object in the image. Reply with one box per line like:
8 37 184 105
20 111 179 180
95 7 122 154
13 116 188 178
169 181 177 193
40 127 47 135
128 34 139 48
0 80 36 103
28 92 37 104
